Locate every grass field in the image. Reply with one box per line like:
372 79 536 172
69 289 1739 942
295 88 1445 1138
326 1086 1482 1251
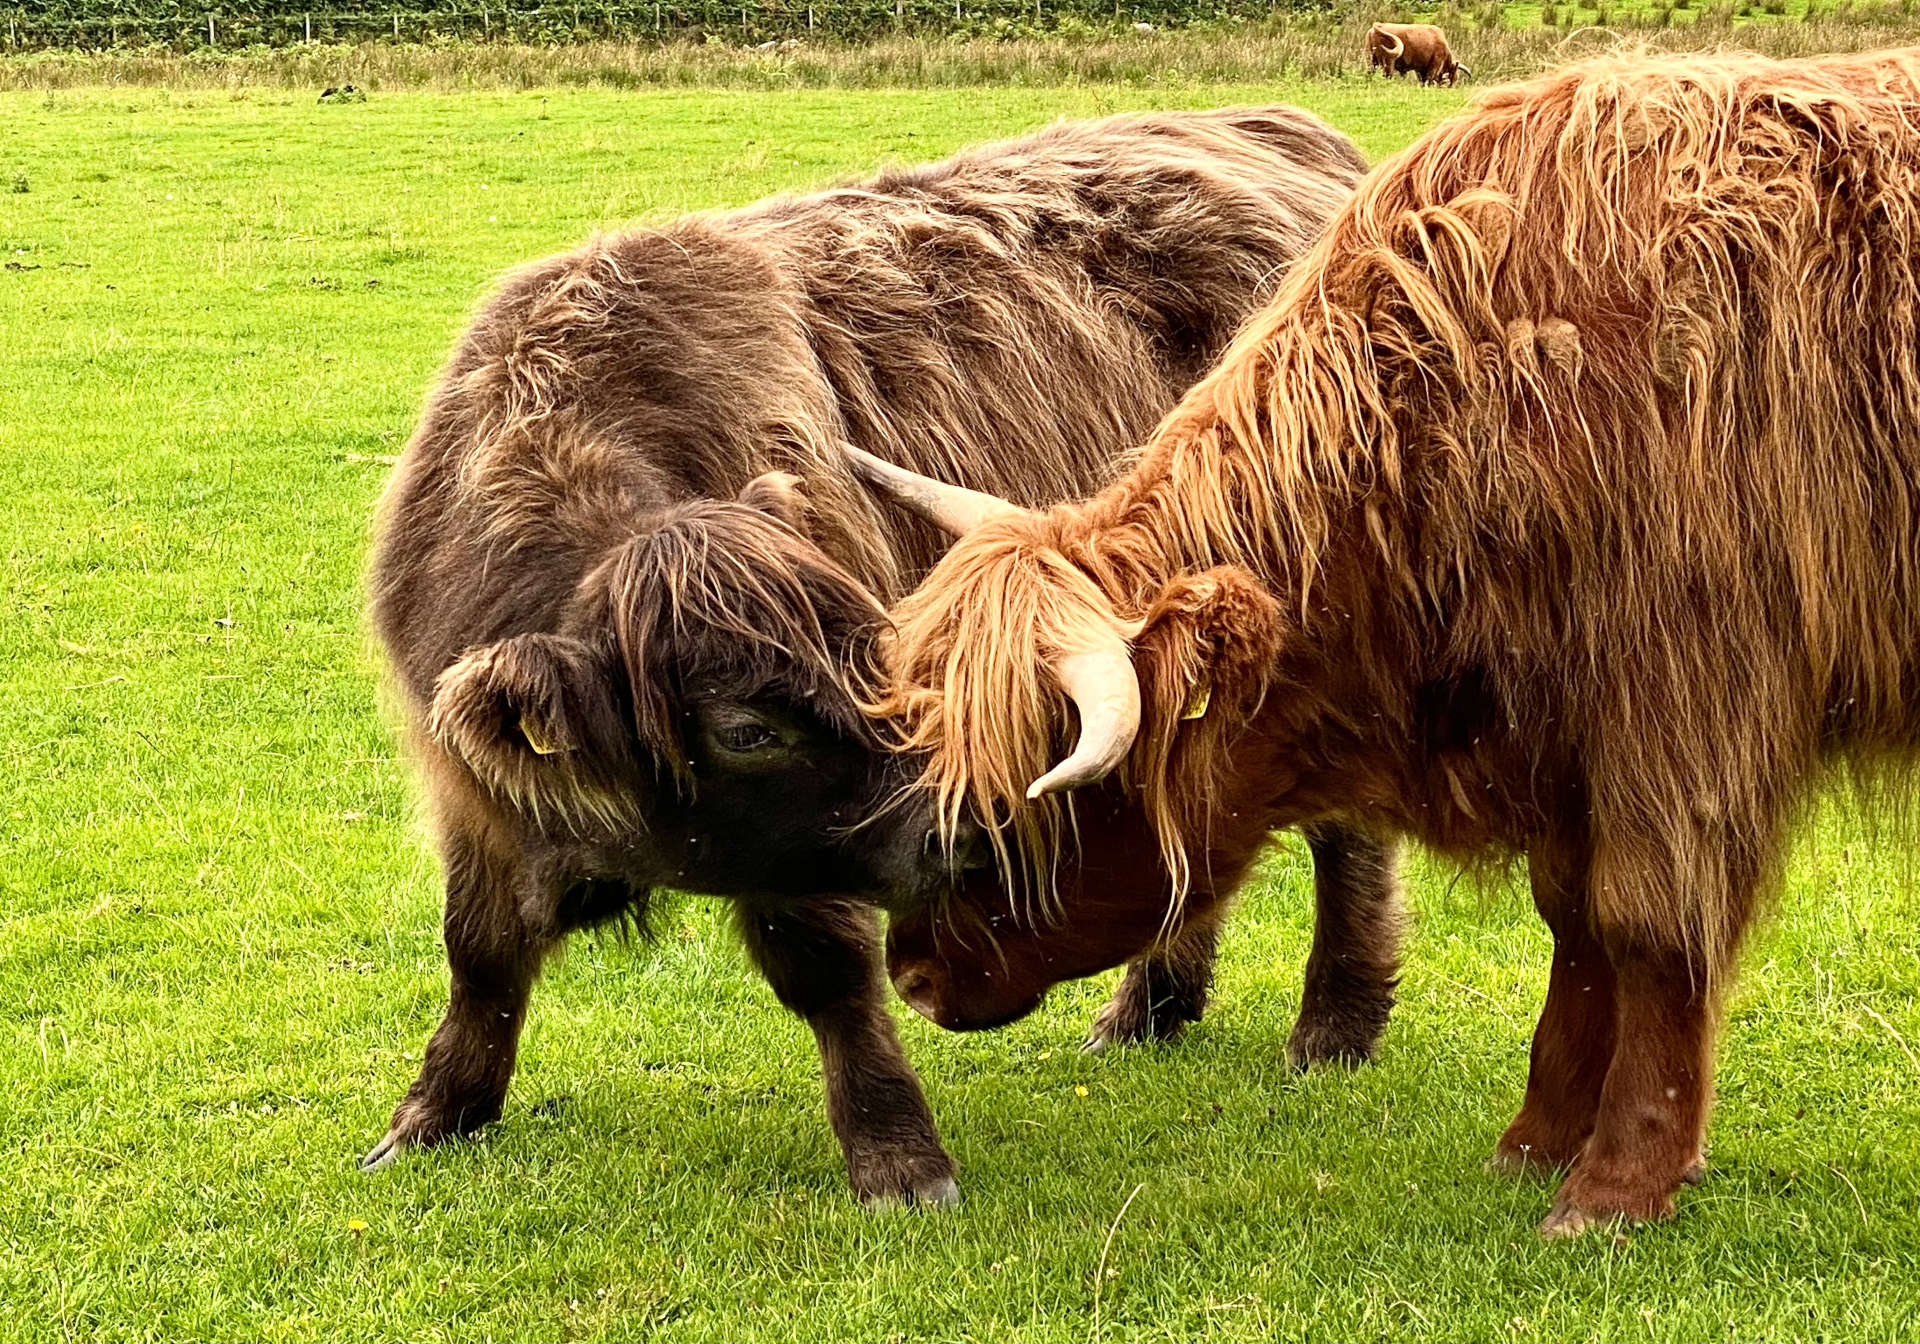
4 73 1920 1343
7 6 1919 93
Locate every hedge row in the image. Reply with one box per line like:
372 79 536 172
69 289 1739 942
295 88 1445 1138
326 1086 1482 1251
3 0 1310 46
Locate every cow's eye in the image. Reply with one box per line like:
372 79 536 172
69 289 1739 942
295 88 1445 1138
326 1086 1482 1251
716 721 778 754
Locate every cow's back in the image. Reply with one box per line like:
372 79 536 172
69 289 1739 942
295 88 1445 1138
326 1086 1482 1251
370 106 1366 703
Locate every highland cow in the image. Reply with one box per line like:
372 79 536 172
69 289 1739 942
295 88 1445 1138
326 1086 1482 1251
1366 23 1467 86
362 106 1385 1206
857 47 1920 1235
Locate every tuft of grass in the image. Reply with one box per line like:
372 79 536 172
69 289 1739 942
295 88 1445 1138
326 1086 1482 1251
2 74 1918 1344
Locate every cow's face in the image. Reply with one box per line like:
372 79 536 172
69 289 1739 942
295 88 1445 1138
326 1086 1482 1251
883 785 1237 1030
844 452 1286 1029
427 472 982 907
659 647 984 909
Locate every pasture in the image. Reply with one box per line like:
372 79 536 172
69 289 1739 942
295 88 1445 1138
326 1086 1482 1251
3 74 1919 1342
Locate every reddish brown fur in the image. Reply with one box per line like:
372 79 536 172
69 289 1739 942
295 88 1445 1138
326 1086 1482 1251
1367 23 1468 87
363 106 1384 1203
874 47 1920 1235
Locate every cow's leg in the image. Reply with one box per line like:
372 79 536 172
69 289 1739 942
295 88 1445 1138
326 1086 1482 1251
1539 940 1720 1238
363 823 550 1169
739 899 958 1208
1084 915 1219 1053
1494 832 1615 1175
1286 823 1403 1068
1536 840 1753 1238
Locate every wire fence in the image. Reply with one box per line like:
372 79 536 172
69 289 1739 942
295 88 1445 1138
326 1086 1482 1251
3 0 1302 47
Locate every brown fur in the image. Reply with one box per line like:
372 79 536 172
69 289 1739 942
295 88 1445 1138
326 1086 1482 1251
875 47 1920 1232
364 105 1377 1201
1367 23 1468 87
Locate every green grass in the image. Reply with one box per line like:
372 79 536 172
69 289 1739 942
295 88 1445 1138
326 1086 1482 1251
4 79 1920 1342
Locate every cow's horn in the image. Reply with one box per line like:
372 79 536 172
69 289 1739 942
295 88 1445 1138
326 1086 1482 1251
844 445 1025 538
1026 637 1141 800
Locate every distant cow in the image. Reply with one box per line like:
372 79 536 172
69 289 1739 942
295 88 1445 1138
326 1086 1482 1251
361 106 1382 1207
1367 23 1466 86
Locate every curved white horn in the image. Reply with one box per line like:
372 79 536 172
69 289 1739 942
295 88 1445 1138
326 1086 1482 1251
844 445 1025 538
1026 638 1142 800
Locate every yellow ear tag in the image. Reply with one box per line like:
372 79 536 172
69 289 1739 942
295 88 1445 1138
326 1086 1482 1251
1181 680 1212 721
520 719 560 755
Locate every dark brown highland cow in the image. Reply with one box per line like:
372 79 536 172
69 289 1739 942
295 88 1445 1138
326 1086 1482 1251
860 47 1920 1235
362 106 1381 1205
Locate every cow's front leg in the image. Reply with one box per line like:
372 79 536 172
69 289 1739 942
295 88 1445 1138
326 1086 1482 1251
1539 938 1721 1238
1085 914 1219 1053
1286 823 1403 1068
364 823 552 1169
1493 829 1616 1176
739 899 958 1207
1534 828 1757 1238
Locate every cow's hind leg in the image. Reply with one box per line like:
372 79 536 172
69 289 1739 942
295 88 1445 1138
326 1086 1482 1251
363 822 552 1169
740 899 957 1208
1085 916 1219 1053
1286 823 1403 1068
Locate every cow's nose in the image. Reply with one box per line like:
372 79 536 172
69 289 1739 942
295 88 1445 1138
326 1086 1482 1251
891 965 945 1024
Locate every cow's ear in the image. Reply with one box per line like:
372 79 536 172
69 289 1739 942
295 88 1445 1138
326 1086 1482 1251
428 632 624 785
736 471 810 533
1133 566 1283 728
1124 565 1283 818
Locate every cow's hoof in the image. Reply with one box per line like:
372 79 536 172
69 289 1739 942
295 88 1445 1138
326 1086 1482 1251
1084 986 1193 1054
1284 1019 1379 1070
359 1128 409 1172
853 1149 962 1210
862 1174 963 1211
909 1176 963 1209
1538 1203 1607 1241
1489 1129 1582 1180
1488 1147 1557 1180
1539 1170 1677 1240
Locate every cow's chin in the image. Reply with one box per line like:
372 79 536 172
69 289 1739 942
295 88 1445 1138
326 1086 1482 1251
891 961 1047 1032
885 897 1162 1033
880 781 1213 1031
885 900 1048 1031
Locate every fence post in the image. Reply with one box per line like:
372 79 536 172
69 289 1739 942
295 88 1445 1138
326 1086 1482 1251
206 12 214 44
392 11 399 37
894 0 902 25
304 12 310 39
806 3 813 27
